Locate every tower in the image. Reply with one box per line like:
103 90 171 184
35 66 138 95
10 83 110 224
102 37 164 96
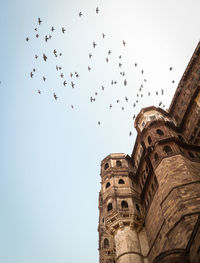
98 154 149 263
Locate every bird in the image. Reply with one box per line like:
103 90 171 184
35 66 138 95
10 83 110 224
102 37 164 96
59 66 62 70
161 89 164 95
30 72 34 78
93 41 97 48
124 79 127 86
51 26 55 32
122 72 125 76
59 53 62 56
98 121 101 125
114 81 117 84
172 80 175 83
159 101 162 106
108 50 111 55
133 115 135 120
125 96 128 102
116 100 120 103
119 63 122 68
88 66 91 71
121 107 124 111
35 54 38 59
49 35 52 39
96 7 99 14
26 37 29 42
134 63 137 67
53 49 57 56
75 73 79 78
33 68 36 72
156 91 158 95
148 92 151 96
111 80 114 85
90 96 95 102
71 81 75 88
70 73 73 77
89 53 92 59
109 104 112 109
34 28 37 31
106 58 109 63
129 131 132 136
38 17 42 25
36 34 39 38
63 80 67 86
119 55 122 59
95 92 98 96
53 93 58 100
133 103 136 107
102 33 106 38
60 73 64 78
123 40 126 46
141 70 144 74
79 12 83 17
43 76 46 81
62 27 66 33
101 85 105 91
38 90 41 94
169 67 173 71
45 35 48 42
43 54 47 61
144 79 147 82
71 105 74 109
56 65 59 71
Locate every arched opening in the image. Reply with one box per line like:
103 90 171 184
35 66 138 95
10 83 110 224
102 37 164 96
156 129 164 136
104 238 109 248
148 136 152 145
188 151 195 158
163 145 173 155
154 153 158 161
106 182 110 188
104 163 109 170
121 200 128 209
116 160 122 167
178 135 185 142
107 203 113 212
118 179 125 184
136 203 141 213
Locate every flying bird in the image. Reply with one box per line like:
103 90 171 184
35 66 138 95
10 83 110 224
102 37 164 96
96 7 99 14
71 81 75 88
125 96 128 102
129 131 132 136
123 40 126 46
63 80 67 86
89 53 92 59
101 85 105 91
53 49 57 56
45 35 48 42
43 76 46 81
133 115 135 120
33 68 36 72
106 58 109 63
43 54 47 61
70 73 73 77
35 54 38 59
134 63 137 67
34 28 37 31
38 90 41 94
102 33 105 38
93 41 97 48
79 12 83 17
60 73 64 78
53 93 58 100
62 27 66 33
109 104 112 109
98 121 101 125
108 50 111 55
26 37 29 42
119 63 122 68
169 67 173 71
121 107 124 111
124 79 127 86
30 72 34 78
159 101 162 106
51 26 55 32
88 66 91 71
90 96 95 102
38 17 42 25
36 34 39 38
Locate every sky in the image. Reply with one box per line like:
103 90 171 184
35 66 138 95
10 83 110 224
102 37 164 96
0 0 200 262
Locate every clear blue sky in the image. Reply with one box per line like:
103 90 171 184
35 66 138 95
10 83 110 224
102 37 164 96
0 0 200 262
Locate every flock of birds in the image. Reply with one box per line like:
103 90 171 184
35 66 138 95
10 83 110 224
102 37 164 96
26 9 175 137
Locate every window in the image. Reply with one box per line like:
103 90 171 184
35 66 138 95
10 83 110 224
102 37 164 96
188 152 195 158
156 129 164 136
154 153 158 161
148 136 152 145
106 182 110 188
104 163 109 170
118 179 125 184
136 203 141 213
121 200 128 209
107 203 113 212
163 145 173 155
116 160 122 167
104 238 109 248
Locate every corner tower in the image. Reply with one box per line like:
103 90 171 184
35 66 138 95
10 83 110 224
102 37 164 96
98 153 149 263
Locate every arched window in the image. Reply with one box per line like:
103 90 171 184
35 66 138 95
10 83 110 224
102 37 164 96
116 160 122 167
178 135 185 142
148 136 152 145
156 129 164 136
163 145 173 155
106 182 110 188
118 179 125 184
188 152 195 158
121 200 128 209
136 203 141 213
107 203 113 212
104 163 109 170
104 238 109 248
154 153 158 161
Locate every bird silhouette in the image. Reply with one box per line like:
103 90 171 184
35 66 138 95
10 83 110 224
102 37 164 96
88 66 91 71
129 131 132 136
63 80 67 86
108 50 111 55
26 37 29 42
109 104 112 109
30 72 34 78
79 12 83 17
60 73 64 78
89 53 92 59
51 26 55 32
35 54 38 59
169 67 173 71
43 76 46 81
36 34 39 38
90 96 95 102
38 90 41 94
93 41 97 48
106 58 109 63
96 7 99 14
43 54 47 61
62 27 66 33
98 121 101 125
38 17 42 25
102 33 105 38
53 93 58 100
123 40 126 46
101 85 105 91
71 82 75 88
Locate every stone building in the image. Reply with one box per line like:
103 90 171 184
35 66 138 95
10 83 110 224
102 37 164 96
98 42 200 263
